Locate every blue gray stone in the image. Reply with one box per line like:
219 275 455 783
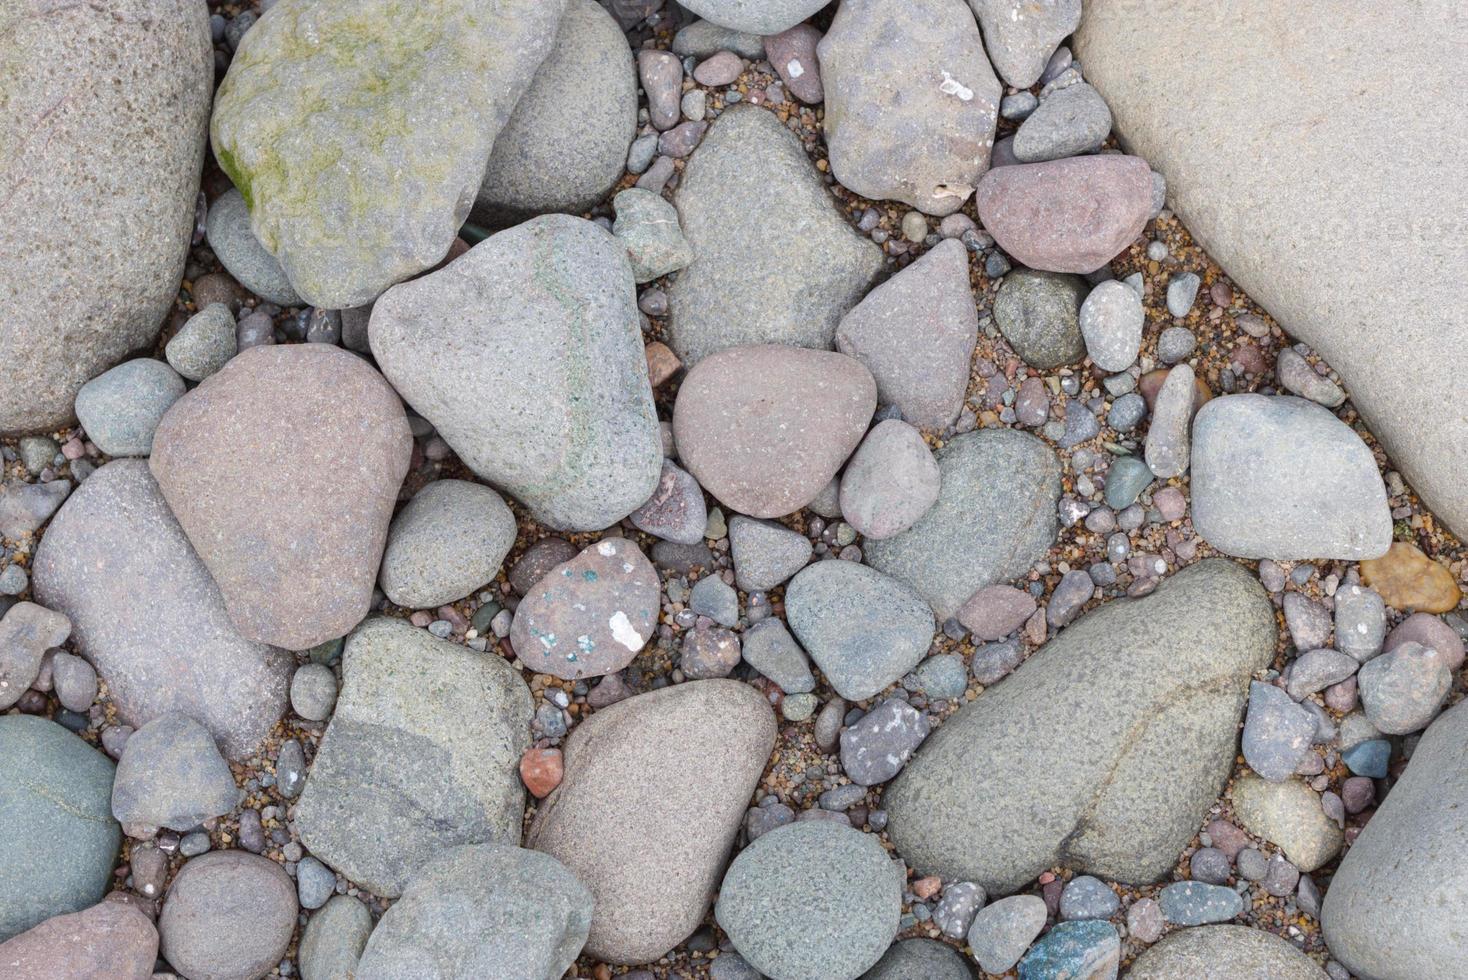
1158 881 1243 925
74 359 186 457
1018 919 1119 980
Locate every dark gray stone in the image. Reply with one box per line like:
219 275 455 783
1241 682 1315 781
205 189 301 306
992 269 1088 370
840 698 931 786
728 516 812 593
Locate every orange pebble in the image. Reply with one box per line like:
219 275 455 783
519 747 564 799
912 875 942 899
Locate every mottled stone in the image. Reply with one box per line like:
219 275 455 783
766 24 823 104
150 345 411 650
166 303 239 382
1360 542 1462 613
612 187 694 284
741 619 815 694
629 460 708 546
1356 641 1451 735
1242 681 1315 781
0 602 70 711
1230 776 1342 872
840 697 931 786
993 269 1088 371
1018 920 1119 980
958 586 1038 642
1128 925 1326 979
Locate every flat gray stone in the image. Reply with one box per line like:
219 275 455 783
528 680 775 964
839 420 941 540
372 214 661 532
0 0 211 435
74 358 185 458
860 937 973 980
669 105 882 365
158 851 297 980
0 717 120 942
992 269 1088 371
885 559 1275 894
1322 700 1468 980
32 460 291 760
211 0 566 307
671 19 767 59
111 714 240 833
969 0 1081 88
677 0 830 35
834 239 979 429
741 619 816 695
1129 925 1326 979
786 560 936 702
299 895 372 980
205 188 301 306
818 0 1000 216
295 618 533 898
715 821 902 980
1191 395 1391 560
1074 2 1468 540
1158 881 1243 926
379 480 516 609
473 0 634 227
356 845 592 980
1014 82 1112 163
1242 681 1315 781
864 430 1062 621
1230 775 1341 873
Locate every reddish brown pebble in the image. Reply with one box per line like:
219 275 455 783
766 24 824 103
1360 542 1462 614
957 585 1037 641
912 875 942 899
1210 281 1233 307
520 747 564 798
692 50 743 87
645 341 682 387
1205 819 1250 860
0 900 159 980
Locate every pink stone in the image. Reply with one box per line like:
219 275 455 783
0 900 158 980
692 50 743 86
765 24 824 103
1383 611 1465 670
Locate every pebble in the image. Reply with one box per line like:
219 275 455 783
1356 641 1451 734
658 119 706 158
158 851 297 980
1334 583 1386 661
1166 272 1201 317
681 625 742 679
1277 347 1347 408
1059 875 1120 920
967 895 1047 974
379 479 516 609
1263 853 1301 898
1106 392 1147 431
1190 846 1232 885
1080 279 1144 371
298 895 372 980
681 89 706 121
637 49 682 130
275 739 306 799
1046 570 1095 628
864 937 973 980
840 697 931 787
613 188 694 284
690 575 739 627
913 654 968 700
932 881 985 939
1001 91 1039 120
289 663 337 722
839 420 942 540
204 189 302 306
1157 326 1197 364
1018 919 1120 980
74 358 185 458
765 24 823 104
1383 611 1465 670
296 856 337 910
1104 455 1154 510
971 0 1081 88
693 50 742 86
971 638 1026 685
110 713 240 834
1127 897 1165 944
0 602 71 711
1282 593 1332 651
1286 649 1359 700
1013 82 1112 162
49 652 96 712
1145 363 1194 478
1242 680 1316 781
167 304 238 381
740 619 815 695
670 19 767 59
1361 542 1463 614
1237 847 1269 881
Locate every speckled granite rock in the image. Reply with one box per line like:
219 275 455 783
0 899 158 980
296 618 533 897
149 345 411 651
211 0 567 307
886 560 1275 893
1128 924 1326 979
371 214 661 531
0 0 211 434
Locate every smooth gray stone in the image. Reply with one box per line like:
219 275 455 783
111 714 240 833
1128 925 1326 979
0 0 212 435
0 716 120 941
157 850 297 980
299 895 372 980
885 560 1275 894
355 845 592 980
741 619 816 695
677 0 830 35
1323 700 1468 979
1075 1 1468 540
379 480 516 609
295 618 532 898
205 188 301 306
864 429 1061 621
860 937 974 979
969 0 1081 88
73 358 185 458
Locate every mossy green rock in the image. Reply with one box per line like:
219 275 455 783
211 0 567 308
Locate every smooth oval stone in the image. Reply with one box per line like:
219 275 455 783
1383 611 1465 670
886 560 1275 894
149 344 411 650
839 420 941 540
0 717 120 942
299 895 372 980
1128 924 1326 979
1191 395 1391 561
371 214 662 532
971 0 1081 88
860 937 974 980
957 585 1038 642
32 460 291 760
0 0 212 435
528 680 775 964
356 845 592 980
1230 775 1342 873
204 188 301 306
818 0 1000 215
0 900 158 980
379 480 517 609
510 537 659 680
158 851 297 980
74 358 186 458
864 430 1061 621
834 239 979 429
674 345 876 519
669 105 882 365
1080 279 1145 373
1322 700 1468 979
211 0 567 307
472 0 635 227
785 560 936 702
111 714 240 833
1145 363 1195 478
678 0 831 35
993 268 1088 371
716 821 902 980
295 618 532 898
976 155 1153 273
1158 881 1243 925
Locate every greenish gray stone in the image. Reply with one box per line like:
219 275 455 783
1128 925 1326 979
295 618 533 898
716 821 902 980
967 895 1047 975
300 895 372 980
886 559 1275 894
210 0 568 308
613 188 694 283
166 304 238 382
865 430 1062 621
0 0 212 435
0 716 120 941
786 560 936 702
671 19 766 59
741 619 816 694
1230 775 1342 873
670 105 883 365
861 937 974 979
74 359 186 457
1322 700 1468 979
379 479 516 609
1104 455 1154 510
473 0 636 228
371 214 661 531
204 189 301 306
993 269 1088 370
356 844 592 980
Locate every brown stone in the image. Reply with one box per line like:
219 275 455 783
957 585 1038 642
1139 368 1212 418
644 341 682 387
149 345 412 650
520 747 564 799
975 155 1153 273
0 900 158 980
1360 542 1462 614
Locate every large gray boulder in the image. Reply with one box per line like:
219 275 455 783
669 105 883 365
0 0 212 434
356 845 592 980
884 560 1275 894
527 680 775 964
864 430 1061 621
295 618 533 897
211 0 567 307
371 214 661 531
1074 0 1468 540
32 460 291 760
0 717 120 942
473 0 636 227
1322 699 1468 979
1128 925 1326 979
